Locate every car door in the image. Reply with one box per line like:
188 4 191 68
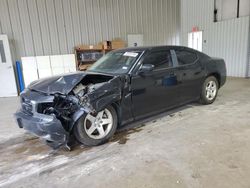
173 49 205 103
130 49 182 119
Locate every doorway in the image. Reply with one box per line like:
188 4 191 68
0 35 17 97
188 31 203 52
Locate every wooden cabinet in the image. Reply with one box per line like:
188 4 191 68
75 39 126 71
75 48 112 71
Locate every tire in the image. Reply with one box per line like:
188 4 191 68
73 105 117 146
200 76 219 105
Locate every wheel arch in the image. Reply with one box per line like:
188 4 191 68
110 101 122 126
207 72 221 88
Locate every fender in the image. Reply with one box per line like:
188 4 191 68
80 76 123 113
69 109 86 132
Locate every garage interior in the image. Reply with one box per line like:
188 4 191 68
0 0 250 187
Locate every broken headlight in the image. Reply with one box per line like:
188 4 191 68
37 102 55 114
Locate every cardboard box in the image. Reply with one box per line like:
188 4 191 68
112 38 126 49
93 44 103 50
75 45 89 50
76 44 102 50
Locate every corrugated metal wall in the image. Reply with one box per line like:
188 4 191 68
0 0 180 61
180 0 250 77
248 16 250 77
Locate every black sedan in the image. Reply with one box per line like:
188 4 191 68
15 46 226 149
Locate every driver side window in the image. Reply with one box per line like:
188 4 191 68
143 50 172 70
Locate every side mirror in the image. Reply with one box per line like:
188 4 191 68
138 64 154 74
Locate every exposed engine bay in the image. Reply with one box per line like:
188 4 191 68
72 74 116 110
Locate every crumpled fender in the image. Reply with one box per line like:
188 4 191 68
84 76 122 112
69 76 123 131
69 109 85 131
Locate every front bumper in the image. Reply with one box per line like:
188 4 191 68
15 110 69 148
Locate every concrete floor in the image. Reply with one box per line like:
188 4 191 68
0 78 250 188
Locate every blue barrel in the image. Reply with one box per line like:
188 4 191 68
16 61 25 92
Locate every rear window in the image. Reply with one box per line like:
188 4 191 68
175 50 197 65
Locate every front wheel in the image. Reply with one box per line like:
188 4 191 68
200 76 219 105
73 105 117 146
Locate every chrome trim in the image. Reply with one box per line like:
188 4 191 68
31 100 38 113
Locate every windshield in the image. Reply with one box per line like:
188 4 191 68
88 51 141 74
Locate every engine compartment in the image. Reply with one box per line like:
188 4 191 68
72 74 114 105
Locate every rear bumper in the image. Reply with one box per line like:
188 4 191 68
15 110 68 148
220 74 226 87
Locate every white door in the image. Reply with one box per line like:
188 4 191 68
0 35 17 97
188 31 203 52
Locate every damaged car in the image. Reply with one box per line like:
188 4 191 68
15 46 226 149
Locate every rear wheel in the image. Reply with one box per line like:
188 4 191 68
74 105 117 146
200 76 219 105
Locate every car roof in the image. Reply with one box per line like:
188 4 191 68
113 45 187 53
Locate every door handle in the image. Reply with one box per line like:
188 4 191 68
7 66 12 69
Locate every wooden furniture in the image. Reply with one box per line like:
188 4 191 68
75 49 109 71
75 39 126 71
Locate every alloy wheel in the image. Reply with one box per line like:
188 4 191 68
205 80 217 100
84 108 113 139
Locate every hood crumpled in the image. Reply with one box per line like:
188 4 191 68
28 72 88 95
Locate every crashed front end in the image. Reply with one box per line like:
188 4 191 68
15 90 78 148
14 73 122 149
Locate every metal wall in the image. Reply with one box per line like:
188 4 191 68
180 0 250 77
0 0 180 61
248 16 250 77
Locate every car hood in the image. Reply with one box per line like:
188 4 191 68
28 72 112 95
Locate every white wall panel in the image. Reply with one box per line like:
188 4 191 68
0 0 180 61
21 54 76 87
36 56 52 78
62 54 77 73
21 56 38 87
50 55 64 68
180 0 250 77
50 55 65 75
